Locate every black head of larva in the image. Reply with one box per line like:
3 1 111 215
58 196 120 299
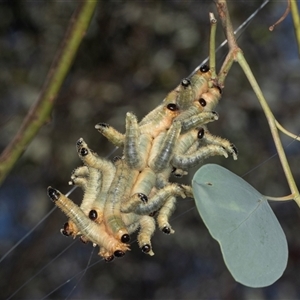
112 156 121 163
199 64 210 73
89 209 97 220
80 147 89 156
76 138 83 146
162 226 171 235
215 85 223 95
138 193 148 203
197 128 205 139
47 187 60 202
181 78 191 88
114 250 125 257
167 103 179 111
142 244 151 253
60 222 71 237
199 98 206 107
211 111 219 119
148 210 158 217
174 173 182 178
231 143 238 155
95 122 109 129
121 234 130 243
171 167 182 178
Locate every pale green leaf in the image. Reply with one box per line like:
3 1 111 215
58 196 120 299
192 164 288 288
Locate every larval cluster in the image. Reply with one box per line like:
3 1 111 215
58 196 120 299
47 65 237 261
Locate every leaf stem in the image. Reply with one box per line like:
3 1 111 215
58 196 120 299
236 51 300 206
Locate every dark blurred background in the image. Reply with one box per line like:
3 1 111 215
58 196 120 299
1 1 300 299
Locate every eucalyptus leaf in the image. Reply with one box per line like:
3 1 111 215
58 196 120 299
192 164 288 288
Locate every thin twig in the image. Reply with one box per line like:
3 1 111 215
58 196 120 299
290 0 300 56
269 0 291 31
215 0 300 205
236 52 300 205
214 0 237 50
0 0 98 186
214 0 240 87
208 12 217 80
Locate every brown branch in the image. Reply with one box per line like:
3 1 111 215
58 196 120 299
0 0 98 186
269 0 291 31
214 0 238 51
213 0 242 87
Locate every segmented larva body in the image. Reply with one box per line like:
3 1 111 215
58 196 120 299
62 139 116 238
47 187 130 260
103 157 138 243
47 65 238 260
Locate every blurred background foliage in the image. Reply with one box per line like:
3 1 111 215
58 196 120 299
1 1 300 299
